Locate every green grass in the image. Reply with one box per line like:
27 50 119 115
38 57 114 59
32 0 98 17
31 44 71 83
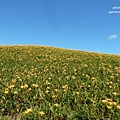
0 45 120 120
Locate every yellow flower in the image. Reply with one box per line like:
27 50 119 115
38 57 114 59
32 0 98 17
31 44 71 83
54 89 58 92
20 84 28 89
108 102 117 106
46 80 50 85
76 92 80 95
107 106 112 109
23 109 32 114
62 85 68 89
11 79 16 83
72 76 76 80
19 79 22 82
52 95 56 99
84 64 88 68
14 91 18 94
110 76 114 79
82 74 85 76
102 99 108 103
80 85 83 88
109 86 112 88
32 84 38 87
9 85 15 88
86 74 89 77
87 85 91 88
91 77 95 80
112 92 117 96
117 105 120 109
54 103 59 107
39 111 45 116
28 88 31 91
74 69 77 72
66 76 69 80
112 102 117 105
24 84 28 88
63 89 66 92
46 87 50 90
20 86 24 89
109 81 113 84
5 91 9 94
48 77 52 80
106 98 112 101
45 90 50 93
106 82 110 85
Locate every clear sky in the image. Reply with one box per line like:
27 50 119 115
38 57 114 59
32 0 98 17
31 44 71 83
0 0 120 54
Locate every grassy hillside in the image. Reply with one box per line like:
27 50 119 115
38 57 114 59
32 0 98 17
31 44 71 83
0 46 120 120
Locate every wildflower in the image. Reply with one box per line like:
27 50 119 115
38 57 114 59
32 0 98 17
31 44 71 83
76 92 79 95
62 85 68 89
46 87 50 90
102 99 108 103
5 91 9 94
80 85 83 88
46 80 50 85
106 82 110 85
23 109 32 114
107 106 112 109
32 84 38 87
109 86 112 88
63 69 66 74
74 69 77 72
19 79 22 82
84 64 88 68
108 102 117 106
82 74 85 76
63 89 66 92
112 92 117 96
106 98 112 101
11 79 16 83
86 74 89 77
48 77 52 80
9 85 15 88
45 90 50 93
39 111 45 116
72 76 76 80
20 84 28 89
20 86 24 89
54 89 58 92
87 85 91 88
54 103 59 107
14 91 18 94
5 88 8 91
91 77 95 80
109 81 113 84
24 84 28 88
102 98 111 103
52 95 56 99
117 105 120 109
66 76 69 80
28 88 31 91
33 96 36 99
110 76 114 79
115 73 118 76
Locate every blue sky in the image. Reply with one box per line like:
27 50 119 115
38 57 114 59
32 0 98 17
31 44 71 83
0 0 120 54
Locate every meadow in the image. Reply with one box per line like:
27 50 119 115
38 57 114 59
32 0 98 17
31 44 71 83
0 46 120 120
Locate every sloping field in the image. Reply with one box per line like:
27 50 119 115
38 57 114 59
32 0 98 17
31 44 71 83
0 46 120 119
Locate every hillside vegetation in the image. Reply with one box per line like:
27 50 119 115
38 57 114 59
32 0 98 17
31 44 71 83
0 46 120 120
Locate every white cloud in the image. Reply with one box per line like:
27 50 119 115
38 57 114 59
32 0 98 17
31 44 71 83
108 34 118 40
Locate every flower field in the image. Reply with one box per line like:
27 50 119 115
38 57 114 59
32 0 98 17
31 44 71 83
0 46 120 120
